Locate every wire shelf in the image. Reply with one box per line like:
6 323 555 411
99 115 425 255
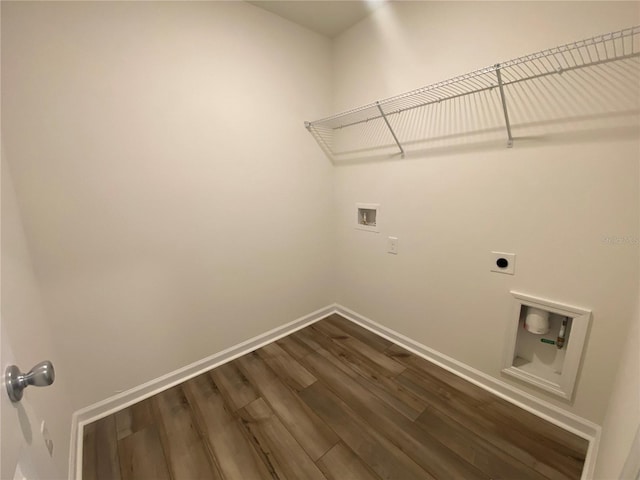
306 26 640 161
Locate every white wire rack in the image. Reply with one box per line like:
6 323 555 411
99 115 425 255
306 26 640 161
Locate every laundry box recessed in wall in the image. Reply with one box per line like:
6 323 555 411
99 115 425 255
355 203 380 233
502 292 592 400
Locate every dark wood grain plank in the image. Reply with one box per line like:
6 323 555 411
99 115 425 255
82 416 121 480
82 422 97 480
317 347 427 421
399 369 580 480
276 334 316 361
324 314 393 352
210 362 259 411
183 373 273 480
115 399 154 440
152 385 221 479
300 381 434 480
118 426 171 480
311 321 405 377
239 397 328 480
480 398 589 462
256 342 316 391
417 406 549 479
306 326 428 420
386 344 496 403
317 443 381 480
396 366 486 415
235 352 338 461
299 351 489 480
291 327 324 351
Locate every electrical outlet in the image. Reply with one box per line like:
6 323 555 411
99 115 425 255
387 237 398 255
490 251 516 275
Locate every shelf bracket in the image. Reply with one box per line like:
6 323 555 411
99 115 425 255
376 101 405 158
495 64 514 148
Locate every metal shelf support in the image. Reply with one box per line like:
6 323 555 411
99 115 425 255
495 64 514 148
376 101 405 158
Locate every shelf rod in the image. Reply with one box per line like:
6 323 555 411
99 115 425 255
319 50 640 131
327 84 495 130
376 101 405 157
495 64 514 148
308 27 639 130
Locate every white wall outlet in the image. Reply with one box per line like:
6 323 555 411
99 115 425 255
490 251 516 275
387 236 398 254
40 421 53 457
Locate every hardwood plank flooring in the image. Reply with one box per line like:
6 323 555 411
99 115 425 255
118 426 171 480
300 381 433 480
239 398 328 480
300 351 489 479
82 423 97 480
115 398 154 441
82 416 121 480
83 313 588 480
235 351 338 461
209 363 259 411
256 342 316 392
182 374 271 479
152 385 221 479
316 443 379 480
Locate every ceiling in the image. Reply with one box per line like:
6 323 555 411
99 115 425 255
247 1 383 38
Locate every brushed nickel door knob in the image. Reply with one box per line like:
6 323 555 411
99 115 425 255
5 361 55 402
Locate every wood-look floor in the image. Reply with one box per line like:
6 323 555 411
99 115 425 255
82 314 588 480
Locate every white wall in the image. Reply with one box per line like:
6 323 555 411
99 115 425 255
332 1 640 424
594 155 640 479
1 156 74 478
594 302 640 478
1 1 334 414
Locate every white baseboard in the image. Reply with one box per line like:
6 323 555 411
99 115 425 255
70 303 601 480
68 303 337 480
333 304 601 480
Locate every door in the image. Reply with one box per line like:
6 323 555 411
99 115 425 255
1 155 65 479
1 328 57 480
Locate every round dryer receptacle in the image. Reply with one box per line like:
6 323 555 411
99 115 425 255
496 258 509 269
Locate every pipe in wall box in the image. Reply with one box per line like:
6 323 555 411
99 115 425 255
525 307 550 335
